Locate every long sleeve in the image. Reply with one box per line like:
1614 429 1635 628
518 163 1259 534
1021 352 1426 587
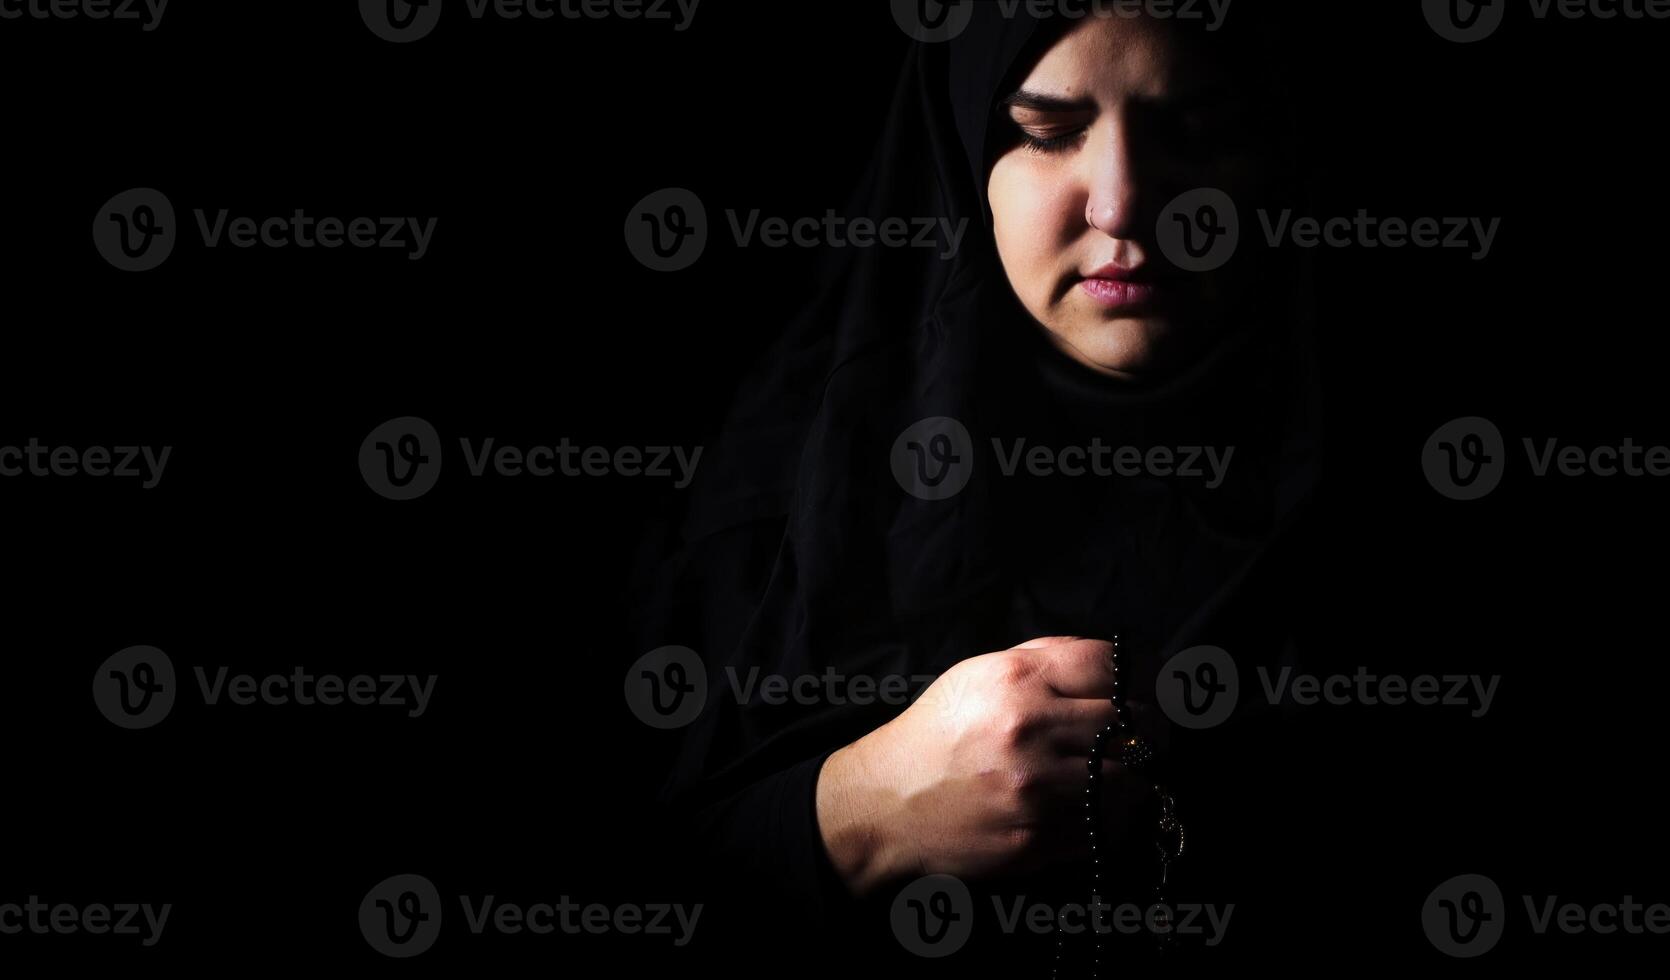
630 481 876 935
662 745 857 924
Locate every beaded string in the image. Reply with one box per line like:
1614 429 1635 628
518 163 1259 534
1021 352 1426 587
1050 634 1186 977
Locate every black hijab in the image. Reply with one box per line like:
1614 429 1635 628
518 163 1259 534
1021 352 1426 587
633 4 1323 970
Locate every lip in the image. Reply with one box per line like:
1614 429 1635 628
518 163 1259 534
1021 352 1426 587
1079 277 1161 310
1077 264 1164 311
1083 262 1150 281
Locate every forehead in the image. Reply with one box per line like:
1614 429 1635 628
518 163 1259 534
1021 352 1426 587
1014 15 1219 101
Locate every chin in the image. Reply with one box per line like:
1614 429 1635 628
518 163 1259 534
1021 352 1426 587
1055 316 1177 380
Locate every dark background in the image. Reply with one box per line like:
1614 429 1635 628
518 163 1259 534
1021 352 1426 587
3 0 1666 970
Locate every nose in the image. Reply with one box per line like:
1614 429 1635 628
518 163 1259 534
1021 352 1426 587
1083 113 1144 240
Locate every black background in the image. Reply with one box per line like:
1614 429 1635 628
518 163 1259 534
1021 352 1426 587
3 0 1668 970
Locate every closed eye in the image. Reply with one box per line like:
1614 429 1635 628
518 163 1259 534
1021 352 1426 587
1017 127 1089 155
1001 91 1095 157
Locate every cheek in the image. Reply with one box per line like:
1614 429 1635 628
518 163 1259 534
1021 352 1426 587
988 156 1082 305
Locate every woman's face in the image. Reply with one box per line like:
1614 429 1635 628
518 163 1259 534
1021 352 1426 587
987 15 1264 382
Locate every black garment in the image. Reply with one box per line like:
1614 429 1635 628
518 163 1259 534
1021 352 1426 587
630 7 1328 974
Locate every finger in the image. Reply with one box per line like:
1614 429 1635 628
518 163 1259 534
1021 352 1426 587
1045 699 1171 766
1029 639 1117 699
1010 635 1087 650
1028 752 1125 793
1018 689 1167 764
1026 697 1119 754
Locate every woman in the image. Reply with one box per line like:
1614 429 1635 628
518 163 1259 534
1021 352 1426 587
631 5 1324 973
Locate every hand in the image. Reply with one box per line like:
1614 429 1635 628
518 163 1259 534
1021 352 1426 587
815 636 1158 896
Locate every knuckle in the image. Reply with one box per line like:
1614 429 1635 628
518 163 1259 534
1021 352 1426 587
996 758 1049 799
994 704 1037 746
1082 638 1115 661
997 654 1037 687
1000 824 1037 852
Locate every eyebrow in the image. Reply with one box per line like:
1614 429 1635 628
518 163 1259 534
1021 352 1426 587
999 90 1096 113
999 81 1241 114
